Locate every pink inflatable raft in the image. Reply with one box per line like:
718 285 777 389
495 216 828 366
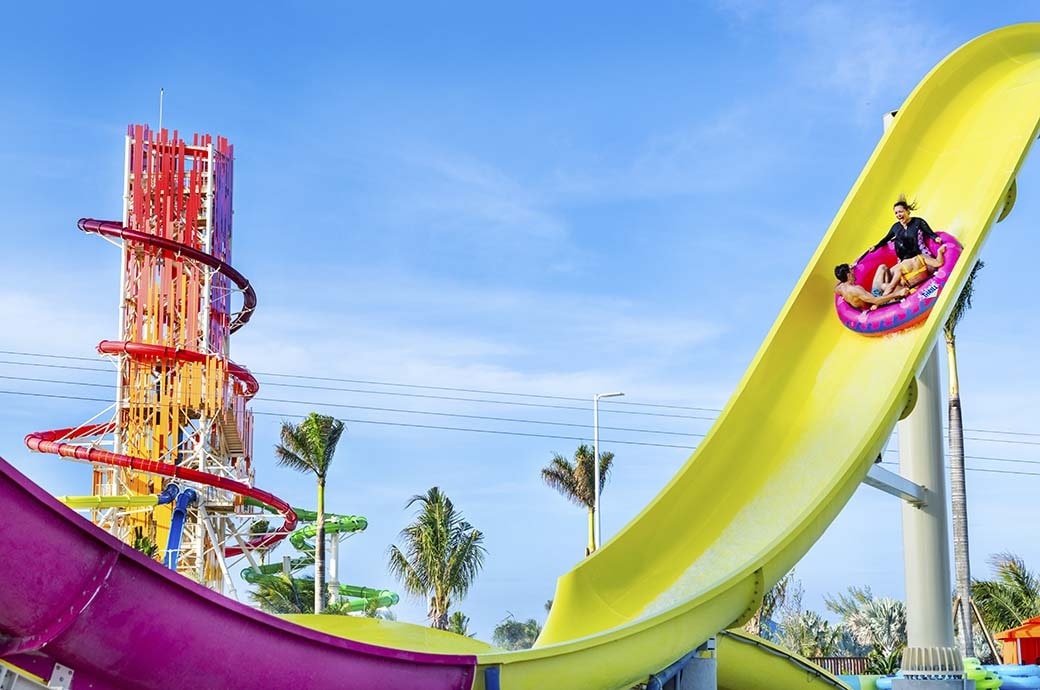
835 231 962 335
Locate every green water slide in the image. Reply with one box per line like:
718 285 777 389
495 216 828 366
241 497 399 612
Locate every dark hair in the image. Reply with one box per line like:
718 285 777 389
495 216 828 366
894 193 918 212
834 264 851 282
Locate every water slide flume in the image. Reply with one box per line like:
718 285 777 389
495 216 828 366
2 23 1039 690
25 423 297 553
241 498 401 612
26 216 295 556
163 488 198 569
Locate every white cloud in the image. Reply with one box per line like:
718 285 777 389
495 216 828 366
551 106 782 202
383 148 568 244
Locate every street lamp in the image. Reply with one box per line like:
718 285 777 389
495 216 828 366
593 391 624 551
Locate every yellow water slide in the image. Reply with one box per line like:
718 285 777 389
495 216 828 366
291 24 1040 689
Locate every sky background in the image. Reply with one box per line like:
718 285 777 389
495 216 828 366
1 2 1039 643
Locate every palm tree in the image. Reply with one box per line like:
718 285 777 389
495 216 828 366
776 610 841 658
386 487 487 630
447 611 474 637
944 260 984 656
541 444 614 555
250 575 313 614
847 597 907 668
492 615 542 650
275 413 345 614
973 552 1040 633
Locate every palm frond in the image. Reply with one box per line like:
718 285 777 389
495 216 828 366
945 260 984 340
386 486 486 628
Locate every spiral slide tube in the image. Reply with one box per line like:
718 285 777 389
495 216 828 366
241 496 399 611
2 24 1040 690
26 217 296 557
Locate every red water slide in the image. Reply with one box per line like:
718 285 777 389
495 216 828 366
25 218 296 555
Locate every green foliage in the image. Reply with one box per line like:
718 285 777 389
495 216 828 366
250 519 271 535
274 413 345 482
132 526 158 559
362 599 397 620
824 585 874 620
541 444 614 510
973 552 1040 633
447 611 474 637
250 575 314 614
776 610 842 657
944 260 985 342
492 615 542 650
774 583 905 663
745 570 793 638
866 645 905 675
275 412 346 613
847 597 906 660
386 487 487 629
541 444 615 554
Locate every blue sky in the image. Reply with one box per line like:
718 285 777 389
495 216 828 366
1 2 1039 642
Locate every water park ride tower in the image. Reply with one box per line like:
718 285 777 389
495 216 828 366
104 125 251 585
41 124 268 590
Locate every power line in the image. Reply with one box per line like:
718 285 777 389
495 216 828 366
0 375 705 439
878 461 1040 478
0 389 692 450
0 361 713 420
1 348 1039 440
2 389 1038 478
13 371 1040 453
0 350 720 412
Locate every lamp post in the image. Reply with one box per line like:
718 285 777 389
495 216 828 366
593 391 624 551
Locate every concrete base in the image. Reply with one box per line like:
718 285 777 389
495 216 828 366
892 679 973 690
675 657 717 690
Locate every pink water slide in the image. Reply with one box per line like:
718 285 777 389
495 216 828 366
0 455 478 689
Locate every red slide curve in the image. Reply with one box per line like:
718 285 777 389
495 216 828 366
26 219 295 556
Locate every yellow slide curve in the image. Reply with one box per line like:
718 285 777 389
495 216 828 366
293 23 1040 690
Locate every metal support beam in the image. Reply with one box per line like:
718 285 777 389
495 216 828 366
863 465 927 507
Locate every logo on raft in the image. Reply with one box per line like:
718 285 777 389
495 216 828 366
916 283 940 301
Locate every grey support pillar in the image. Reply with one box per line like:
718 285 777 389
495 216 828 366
898 343 954 650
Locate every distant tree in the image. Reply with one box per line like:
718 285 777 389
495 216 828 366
448 611 475 637
745 570 793 638
541 444 614 555
250 575 313 614
944 260 984 657
824 584 874 620
493 614 542 650
847 598 906 674
132 526 158 559
275 413 346 613
362 599 397 620
776 610 841 657
973 552 1040 633
386 487 487 629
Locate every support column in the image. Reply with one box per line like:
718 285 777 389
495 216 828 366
328 533 340 604
895 343 964 689
898 343 954 650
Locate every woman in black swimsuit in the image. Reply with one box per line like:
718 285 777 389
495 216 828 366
867 195 944 261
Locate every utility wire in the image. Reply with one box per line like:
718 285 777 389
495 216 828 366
1 348 1038 439
7 372 1040 451
0 375 704 438
2 389 1039 477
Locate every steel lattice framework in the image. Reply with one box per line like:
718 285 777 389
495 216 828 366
27 125 296 594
